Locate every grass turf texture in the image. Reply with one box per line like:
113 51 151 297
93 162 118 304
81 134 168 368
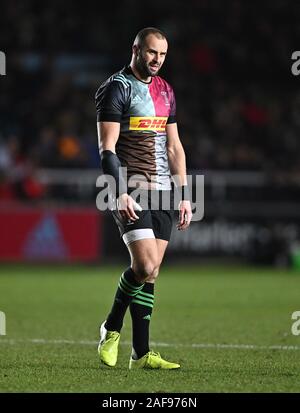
0 264 300 392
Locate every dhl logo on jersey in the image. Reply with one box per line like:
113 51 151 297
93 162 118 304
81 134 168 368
129 117 168 132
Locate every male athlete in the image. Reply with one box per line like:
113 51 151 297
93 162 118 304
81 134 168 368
95 27 192 369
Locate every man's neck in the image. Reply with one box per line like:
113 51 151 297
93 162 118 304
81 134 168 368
129 63 151 83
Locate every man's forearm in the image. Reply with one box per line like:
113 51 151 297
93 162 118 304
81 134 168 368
168 145 187 186
168 146 191 201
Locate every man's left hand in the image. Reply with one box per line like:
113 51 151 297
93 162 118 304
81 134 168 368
177 200 193 230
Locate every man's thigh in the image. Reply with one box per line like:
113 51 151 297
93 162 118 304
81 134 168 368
156 238 168 265
127 237 158 264
127 238 169 269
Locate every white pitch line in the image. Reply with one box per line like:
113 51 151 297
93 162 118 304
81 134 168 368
0 338 299 351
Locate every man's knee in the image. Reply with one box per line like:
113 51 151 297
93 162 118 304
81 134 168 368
146 265 160 283
132 260 160 283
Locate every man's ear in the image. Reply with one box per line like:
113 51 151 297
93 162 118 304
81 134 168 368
132 44 139 57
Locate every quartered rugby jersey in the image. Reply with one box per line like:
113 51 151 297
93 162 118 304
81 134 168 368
95 66 176 190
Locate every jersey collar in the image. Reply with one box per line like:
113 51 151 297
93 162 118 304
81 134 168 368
125 65 152 85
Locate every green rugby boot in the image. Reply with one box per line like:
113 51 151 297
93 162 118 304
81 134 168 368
129 351 180 370
98 321 120 367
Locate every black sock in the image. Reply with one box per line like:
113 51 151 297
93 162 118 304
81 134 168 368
129 282 154 359
105 268 144 333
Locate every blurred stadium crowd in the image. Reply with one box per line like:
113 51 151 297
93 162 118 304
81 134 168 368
0 0 299 201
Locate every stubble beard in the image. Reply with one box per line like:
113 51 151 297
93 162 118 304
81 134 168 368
136 53 160 78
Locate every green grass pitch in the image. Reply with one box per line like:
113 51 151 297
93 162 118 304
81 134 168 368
0 264 300 393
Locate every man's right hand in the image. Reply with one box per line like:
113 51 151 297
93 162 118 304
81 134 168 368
117 193 141 221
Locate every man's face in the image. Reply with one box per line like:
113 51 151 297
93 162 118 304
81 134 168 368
135 34 168 78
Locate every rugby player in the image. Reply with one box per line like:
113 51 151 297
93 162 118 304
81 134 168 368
95 27 192 369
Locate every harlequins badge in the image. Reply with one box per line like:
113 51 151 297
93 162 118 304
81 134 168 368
161 91 170 106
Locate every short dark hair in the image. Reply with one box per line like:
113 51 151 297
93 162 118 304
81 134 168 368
133 27 167 48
